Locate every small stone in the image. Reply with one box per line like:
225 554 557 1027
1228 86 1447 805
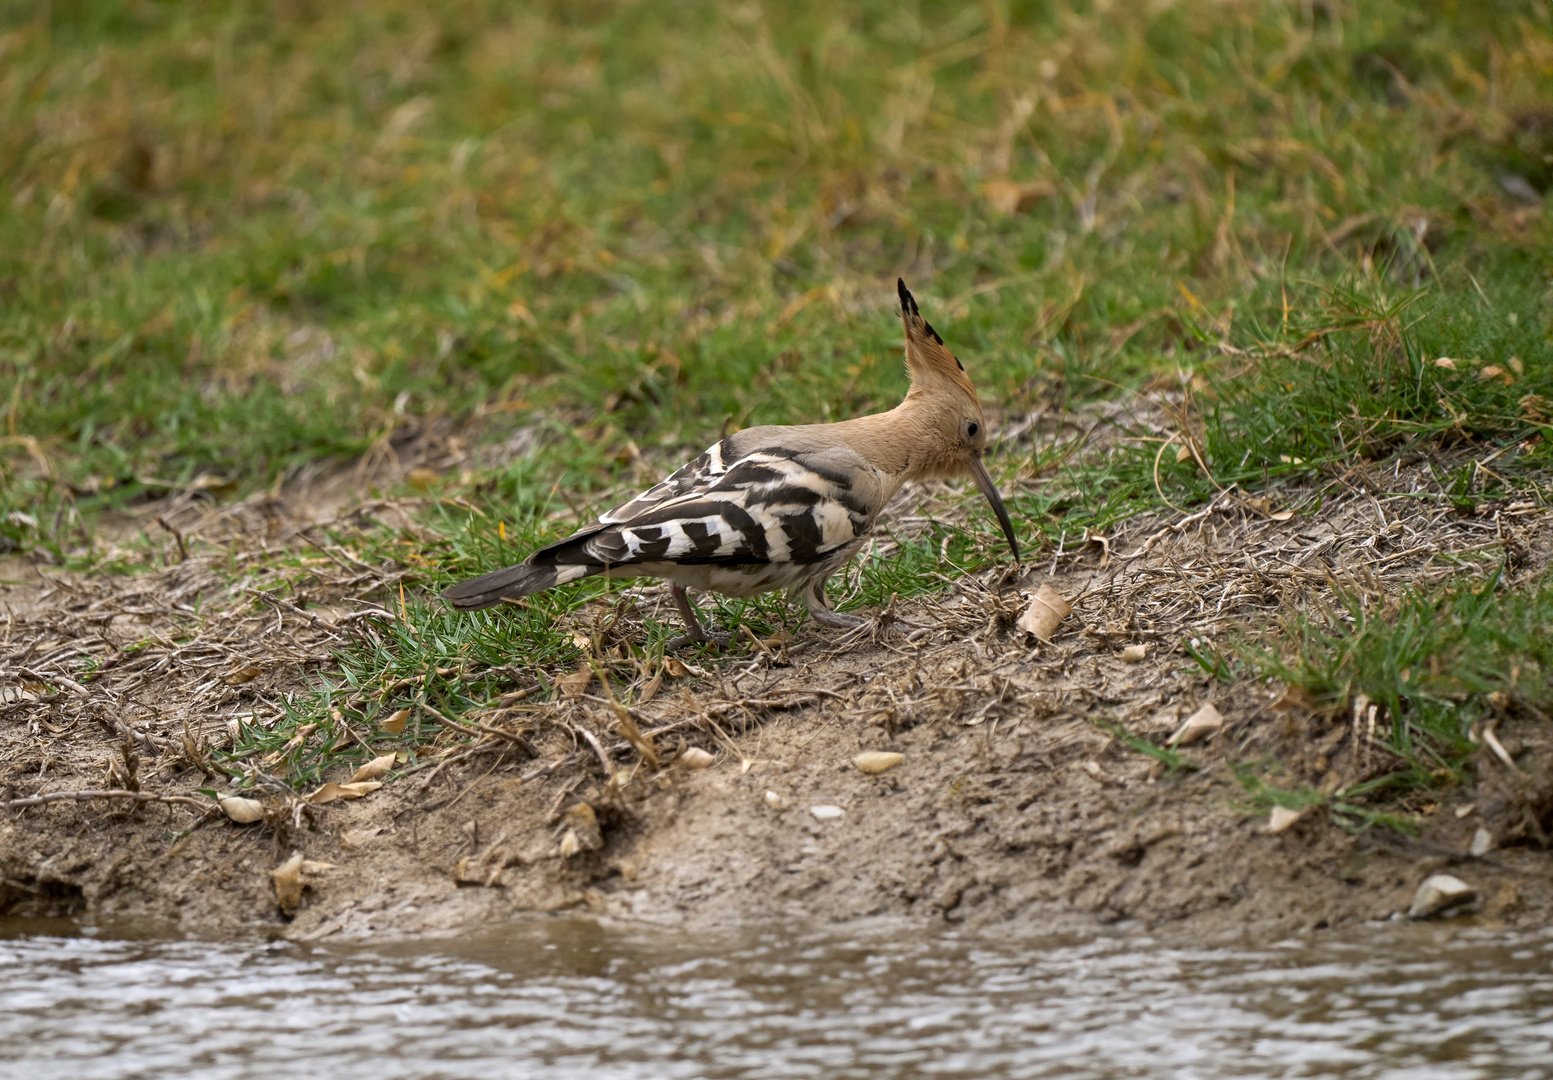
1267 806 1304 834
1469 828 1494 858
810 804 844 820
1119 644 1147 663
1408 873 1477 919
764 790 787 810
852 751 903 774
562 803 603 854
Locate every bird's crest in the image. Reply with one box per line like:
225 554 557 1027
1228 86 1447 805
897 279 977 400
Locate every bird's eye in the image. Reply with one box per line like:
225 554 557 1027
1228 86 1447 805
965 421 980 438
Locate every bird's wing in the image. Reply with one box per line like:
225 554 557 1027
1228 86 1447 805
531 442 885 569
594 438 735 525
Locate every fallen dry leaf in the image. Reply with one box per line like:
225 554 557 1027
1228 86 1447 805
1270 683 1315 713
662 656 691 679
339 827 383 850
1433 356 1458 369
379 708 409 734
1172 703 1224 746
222 663 262 686
406 467 440 490
556 662 593 699
1017 583 1072 641
853 751 903 774
271 852 304 915
348 752 397 783
219 795 265 824
303 780 383 804
1267 806 1304 834
637 673 663 705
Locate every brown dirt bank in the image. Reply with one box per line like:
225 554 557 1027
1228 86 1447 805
2 474 1550 944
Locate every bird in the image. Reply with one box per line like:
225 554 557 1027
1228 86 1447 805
442 279 1021 646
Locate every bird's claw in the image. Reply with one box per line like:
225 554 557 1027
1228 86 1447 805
665 631 733 653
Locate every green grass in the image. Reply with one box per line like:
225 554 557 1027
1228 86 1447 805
1233 764 1422 836
5 1 1553 811
1238 571 1553 798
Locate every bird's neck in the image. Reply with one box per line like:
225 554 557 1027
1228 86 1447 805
827 396 959 481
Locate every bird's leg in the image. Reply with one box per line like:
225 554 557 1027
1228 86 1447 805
801 580 866 630
665 583 731 651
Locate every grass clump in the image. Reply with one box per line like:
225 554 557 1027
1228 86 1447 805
1241 572 1553 798
1233 765 1421 836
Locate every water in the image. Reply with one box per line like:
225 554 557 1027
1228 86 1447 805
2 916 1551 1080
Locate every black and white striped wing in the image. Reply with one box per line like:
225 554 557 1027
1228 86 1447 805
532 443 882 570
594 438 735 525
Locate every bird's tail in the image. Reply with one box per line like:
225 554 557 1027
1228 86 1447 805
440 562 596 610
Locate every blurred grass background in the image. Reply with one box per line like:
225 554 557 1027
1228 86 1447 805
4 0 1552 550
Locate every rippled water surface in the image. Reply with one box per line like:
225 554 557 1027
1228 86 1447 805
2 916 1551 1079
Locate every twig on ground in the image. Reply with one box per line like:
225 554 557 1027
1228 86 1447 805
243 588 346 640
154 516 189 562
19 666 88 697
422 700 538 755
6 788 213 811
570 722 615 779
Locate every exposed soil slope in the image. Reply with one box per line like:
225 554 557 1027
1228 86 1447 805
3 473 1548 942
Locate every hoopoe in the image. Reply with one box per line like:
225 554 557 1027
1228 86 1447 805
443 280 1020 645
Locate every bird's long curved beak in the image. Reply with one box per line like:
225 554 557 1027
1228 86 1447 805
967 455 1021 565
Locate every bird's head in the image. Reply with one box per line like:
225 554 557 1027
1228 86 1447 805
896 278 1020 565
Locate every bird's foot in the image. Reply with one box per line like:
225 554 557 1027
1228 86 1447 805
665 630 733 652
808 608 868 630
667 583 732 651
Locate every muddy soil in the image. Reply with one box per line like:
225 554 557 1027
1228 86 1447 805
3 449 1550 944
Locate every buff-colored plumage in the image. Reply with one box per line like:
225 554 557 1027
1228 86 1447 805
444 280 1019 646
